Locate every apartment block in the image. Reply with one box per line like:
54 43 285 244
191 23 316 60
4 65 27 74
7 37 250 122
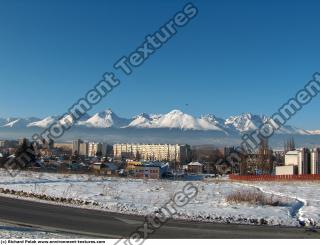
311 148 320 174
113 143 191 163
298 148 310 175
79 142 89 156
73 140 110 157
72 139 83 154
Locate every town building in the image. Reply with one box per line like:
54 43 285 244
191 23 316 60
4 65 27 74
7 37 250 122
73 140 111 157
100 163 118 175
113 143 191 164
126 161 169 179
277 148 313 175
79 142 89 156
88 142 100 157
311 148 320 174
187 162 203 174
88 142 110 157
275 165 297 175
298 148 310 175
0 140 8 148
54 143 73 151
72 139 83 154
0 140 18 148
284 150 300 166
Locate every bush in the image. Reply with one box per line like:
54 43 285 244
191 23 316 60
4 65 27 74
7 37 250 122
226 190 282 206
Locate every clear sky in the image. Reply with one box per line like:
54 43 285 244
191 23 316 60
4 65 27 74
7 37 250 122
0 0 319 129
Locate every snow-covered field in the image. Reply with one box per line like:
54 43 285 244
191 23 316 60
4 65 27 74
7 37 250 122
0 170 319 227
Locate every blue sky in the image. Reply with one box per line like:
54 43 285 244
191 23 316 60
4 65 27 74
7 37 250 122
0 0 319 129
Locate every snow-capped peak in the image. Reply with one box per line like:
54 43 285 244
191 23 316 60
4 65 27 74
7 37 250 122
167 109 184 115
128 113 153 128
28 116 57 128
1 117 40 128
0 109 311 136
154 110 201 130
225 113 267 132
306 130 320 135
127 110 227 132
132 113 151 120
79 109 130 128
200 114 224 125
2 119 21 128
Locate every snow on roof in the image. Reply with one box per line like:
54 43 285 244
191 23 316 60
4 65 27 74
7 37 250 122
144 162 167 168
286 150 300 155
188 162 203 166
93 162 103 165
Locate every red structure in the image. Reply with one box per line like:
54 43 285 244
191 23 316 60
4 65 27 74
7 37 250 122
229 174 320 181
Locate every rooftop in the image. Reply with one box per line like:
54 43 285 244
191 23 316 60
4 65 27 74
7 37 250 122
286 150 300 155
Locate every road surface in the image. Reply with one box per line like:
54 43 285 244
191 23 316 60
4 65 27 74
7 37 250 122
0 196 319 239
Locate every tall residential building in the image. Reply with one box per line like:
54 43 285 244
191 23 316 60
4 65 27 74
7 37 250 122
88 142 102 157
311 148 320 174
74 141 111 157
79 142 89 156
113 143 191 163
72 139 83 154
101 143 112 157
298 148 310 175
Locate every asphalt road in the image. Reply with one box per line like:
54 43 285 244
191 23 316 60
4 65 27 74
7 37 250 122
0 196 319 239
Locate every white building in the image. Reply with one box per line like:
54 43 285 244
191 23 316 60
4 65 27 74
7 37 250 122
113 143 191 163
88 142 103 157
276 150 299 175
284 150 300 166
283 148 310 175
87 142 110 157
74 141 110 157
311 148 320 174
276 165 297 175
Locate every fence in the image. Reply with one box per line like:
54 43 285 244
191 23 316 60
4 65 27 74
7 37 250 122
229 174 320 181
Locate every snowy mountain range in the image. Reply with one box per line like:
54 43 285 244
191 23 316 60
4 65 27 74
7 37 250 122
0 109 317 136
